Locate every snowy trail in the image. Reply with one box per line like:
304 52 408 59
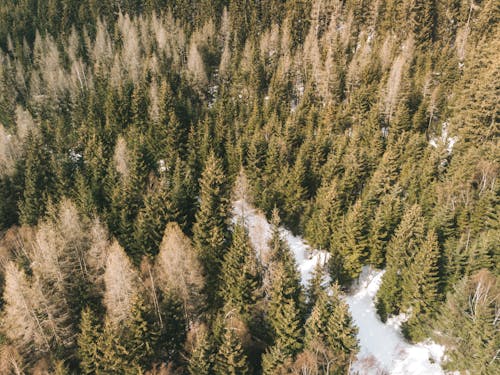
233 199 447 375
346 268 445 374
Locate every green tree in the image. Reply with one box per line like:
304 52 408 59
401 230 441 341
376 204 425 321
368 187 403 267
78 307 101 374
330 200 369 284
18 133 50 225
437 269 499 374
304 285 359 373
193 152 230 308
214 323 249 375
220 222 261 320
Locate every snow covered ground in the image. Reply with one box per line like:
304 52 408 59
346 268 446 375
233 199 448 375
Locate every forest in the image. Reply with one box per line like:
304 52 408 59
0 0 498 374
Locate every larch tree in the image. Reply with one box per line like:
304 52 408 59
155 222 205 322
103 241 139 326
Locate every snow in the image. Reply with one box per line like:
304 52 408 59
346 267 446 375
232 199 449 374
69 149 82 163
233 199 330 285
429 122 457 154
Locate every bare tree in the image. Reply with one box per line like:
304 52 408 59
104 241 139 326
113 136 130 178
2 262 51 356
383 37 414 121
0 345 24 375
155 222 205 322
187 39 208 87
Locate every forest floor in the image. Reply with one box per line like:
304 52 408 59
233 199 448 375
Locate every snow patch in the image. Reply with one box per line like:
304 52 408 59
346 267 446 374
232 199 448 374
429 122 457 154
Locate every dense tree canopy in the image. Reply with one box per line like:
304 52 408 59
0 0 498 373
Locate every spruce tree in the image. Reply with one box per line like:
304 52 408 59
188 329 213 375
19 133 49 225
330 199 369 284
77 307 101 374
264 263 304 373
193 152 230 308
376 204 426 320
267 208 303 309
214 324 249 375
368 188 403 267
304 285 359 373
304 180 342 250
401 230 441 341
219 222 261 320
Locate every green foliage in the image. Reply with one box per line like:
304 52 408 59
376 204 426 320
214 323 249 375
304 286 359 373
193 152 230 308
188 328 213 375
330 199 369 284
220 223 261 320
0 0 498 372
437 270 499 374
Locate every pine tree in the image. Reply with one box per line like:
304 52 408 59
133 182 172 260
283 154 307 232
122 298 158 369
330 199 369 284
264 263 304 373
306 262 325 312
325 293 359 368
18 133 49 225
304 285 359 373
267 208 303 309
97 320 136 374
368 188 403 267
438 269 499 374
304 180 342 250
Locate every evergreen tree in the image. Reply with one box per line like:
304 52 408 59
330 199 369 284
438 269 499 374
214 323 249 375
401 230 441 341
267 208 303 309
304 180 342 250
304 285 359 373
78 307 101 374
18 133 50 225
188 328 213 375
193 152 230 308
376 204 426 321
264 262 304 373
368 188 403 267
220 222 261 320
